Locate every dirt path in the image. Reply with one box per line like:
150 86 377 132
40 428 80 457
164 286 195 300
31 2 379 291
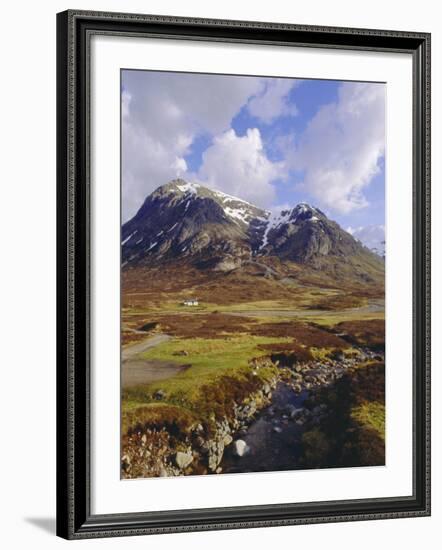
122 333 171 361
122 333 189 388
122 359 190 388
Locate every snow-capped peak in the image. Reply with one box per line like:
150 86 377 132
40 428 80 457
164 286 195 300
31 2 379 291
166 180 268 227
175 181 200 195
211 188 256 209
259 203 323 249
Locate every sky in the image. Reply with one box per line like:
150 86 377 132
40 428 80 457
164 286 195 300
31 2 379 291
121 69 385 231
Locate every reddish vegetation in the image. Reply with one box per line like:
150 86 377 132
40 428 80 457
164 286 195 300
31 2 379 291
346 361 385 404
251 321 348 349
333 319 385 351
263 345 314 363
197 371 272 423
300 361 385 468
122 262 384 310
154 312 255 339
121 332 147 346
122 403 198 436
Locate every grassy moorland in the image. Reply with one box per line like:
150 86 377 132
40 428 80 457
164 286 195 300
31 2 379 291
122 335 283 433
300 361 385 468
121 264 385 477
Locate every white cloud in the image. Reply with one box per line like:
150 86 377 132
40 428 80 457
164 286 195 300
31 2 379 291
347 224 385 256
291 82 385 214
122 71 264 220
247 79 298 124
196 128 283 207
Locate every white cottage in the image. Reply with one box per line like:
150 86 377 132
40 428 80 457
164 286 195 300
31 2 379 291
183 299 199 306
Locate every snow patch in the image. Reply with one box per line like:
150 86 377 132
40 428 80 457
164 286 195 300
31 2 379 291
260 210 291 249
176 182 200 194
212 189 255 208
224 206 251 225
122 231 137 245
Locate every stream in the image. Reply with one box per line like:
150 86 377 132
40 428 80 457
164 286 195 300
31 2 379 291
220 347 384 474
221 383 310 473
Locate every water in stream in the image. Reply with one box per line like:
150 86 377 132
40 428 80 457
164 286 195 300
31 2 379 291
221 383 310 474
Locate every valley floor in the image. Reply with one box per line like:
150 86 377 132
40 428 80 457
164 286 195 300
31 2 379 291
120 266 385 478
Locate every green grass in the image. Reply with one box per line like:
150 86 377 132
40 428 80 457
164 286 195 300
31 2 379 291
122 335 287 429
136 334 286 394
351 401 385 440
142 335 286 367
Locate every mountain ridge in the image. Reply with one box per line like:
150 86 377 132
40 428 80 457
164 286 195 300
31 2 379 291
122 179 384 285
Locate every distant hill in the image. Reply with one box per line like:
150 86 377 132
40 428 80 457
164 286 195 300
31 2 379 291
347 225 385 259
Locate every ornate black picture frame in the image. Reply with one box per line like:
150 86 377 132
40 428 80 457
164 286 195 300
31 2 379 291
56 9 431 539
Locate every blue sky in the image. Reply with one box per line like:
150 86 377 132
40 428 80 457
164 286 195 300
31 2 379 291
122 70 385 230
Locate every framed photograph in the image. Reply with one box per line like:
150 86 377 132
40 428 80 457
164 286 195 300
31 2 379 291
56 10 431 539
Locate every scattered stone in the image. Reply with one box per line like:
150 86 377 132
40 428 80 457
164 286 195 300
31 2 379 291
154 389 165 400
223 434 233 446
290 407 304 419
233 439 249 457
175 451 193 469
273 426 283 433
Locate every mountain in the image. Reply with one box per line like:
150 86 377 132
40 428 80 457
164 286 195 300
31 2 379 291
260 203 366 263
347 225 385 258
122 179 384 284
122 180 267 271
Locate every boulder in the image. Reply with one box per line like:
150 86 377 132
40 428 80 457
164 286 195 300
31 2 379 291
233 439 249 457
175 451 193 469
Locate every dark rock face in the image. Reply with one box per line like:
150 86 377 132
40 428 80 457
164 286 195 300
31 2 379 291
261 204 362 263
122 179 383 280
122 179 263 269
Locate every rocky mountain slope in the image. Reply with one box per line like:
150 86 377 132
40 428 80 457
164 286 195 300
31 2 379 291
122 179 384 283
